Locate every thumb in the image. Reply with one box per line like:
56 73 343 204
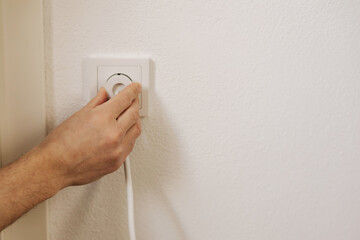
85 87 108 110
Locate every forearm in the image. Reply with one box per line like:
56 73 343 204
0 147 62 231
0 83 141 231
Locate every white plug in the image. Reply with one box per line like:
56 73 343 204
104 73 133 98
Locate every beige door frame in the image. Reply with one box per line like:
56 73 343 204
0 0 48 239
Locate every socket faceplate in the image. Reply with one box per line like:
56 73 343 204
83 56 149 116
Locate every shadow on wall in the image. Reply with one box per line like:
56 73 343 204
48 59 188 240
131 60 188 240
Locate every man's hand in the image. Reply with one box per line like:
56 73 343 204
40 82 142 187
0 82 142 231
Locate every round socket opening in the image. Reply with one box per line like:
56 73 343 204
112 83 125 95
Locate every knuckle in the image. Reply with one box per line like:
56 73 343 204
109 159 123 172
113 146 124 159
88 112 101 125
104 130 120 146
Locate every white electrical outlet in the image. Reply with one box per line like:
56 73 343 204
83 56 149 116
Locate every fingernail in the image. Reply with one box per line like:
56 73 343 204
137 83 142 92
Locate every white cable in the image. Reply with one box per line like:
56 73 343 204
124 157 136 240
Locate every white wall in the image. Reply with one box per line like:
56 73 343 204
44 1 360 239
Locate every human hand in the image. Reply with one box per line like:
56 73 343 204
38 83 142 189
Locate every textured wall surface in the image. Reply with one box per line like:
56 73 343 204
44 1 360 239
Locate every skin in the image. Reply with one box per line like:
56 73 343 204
0 83 142 231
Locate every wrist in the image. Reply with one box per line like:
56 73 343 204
27 145 68 197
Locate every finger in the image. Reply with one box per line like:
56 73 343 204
117 97 140 133
122 121 141 156
84 87 108 110
100 83 142 119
